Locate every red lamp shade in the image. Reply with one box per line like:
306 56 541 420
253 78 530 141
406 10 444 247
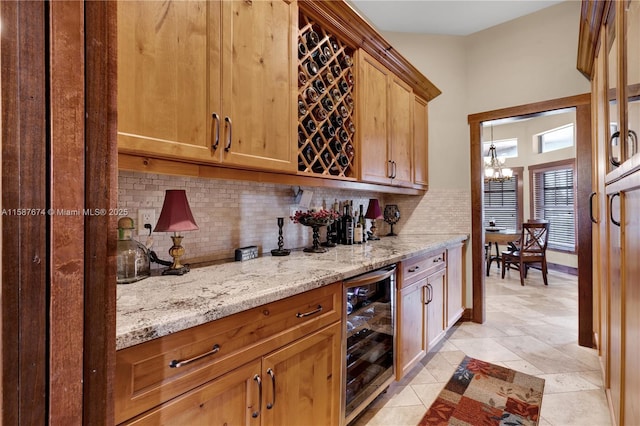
154 190 199 233
365 199 383 220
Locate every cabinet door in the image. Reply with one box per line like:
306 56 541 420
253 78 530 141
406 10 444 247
397 280 426 380
622 184 640 425
219 0 297 172
262 322 341 426
446 244 464 328
123 360 261 426
388 75 413 187
624 0 640 161
117 0 216 162
413 96 429 187
607 189 622 424
358 51 391 185
607 4 621 172
425 269 446 351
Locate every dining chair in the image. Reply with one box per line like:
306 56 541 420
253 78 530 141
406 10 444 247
501 221 550 286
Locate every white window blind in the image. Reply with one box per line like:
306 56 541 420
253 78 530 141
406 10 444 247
484 177 517 229
532 167 575 251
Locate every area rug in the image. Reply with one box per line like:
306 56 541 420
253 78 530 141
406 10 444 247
417 356 545 426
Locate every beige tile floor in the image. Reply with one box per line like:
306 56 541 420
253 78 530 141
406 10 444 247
350 268 613 426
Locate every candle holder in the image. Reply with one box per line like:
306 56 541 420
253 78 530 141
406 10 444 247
271 217 291 256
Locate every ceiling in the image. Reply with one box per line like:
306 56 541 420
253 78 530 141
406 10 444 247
347 0 566 36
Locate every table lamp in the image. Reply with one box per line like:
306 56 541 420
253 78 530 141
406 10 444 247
364 198 383 240
154 189 199 275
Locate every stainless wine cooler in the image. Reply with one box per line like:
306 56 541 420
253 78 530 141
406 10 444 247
343 265 396 424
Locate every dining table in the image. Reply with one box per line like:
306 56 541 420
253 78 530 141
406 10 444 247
485 228 520 276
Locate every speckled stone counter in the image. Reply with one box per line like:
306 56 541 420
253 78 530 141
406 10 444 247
116 234 467 350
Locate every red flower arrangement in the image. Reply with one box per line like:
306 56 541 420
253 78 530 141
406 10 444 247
290 209 340 226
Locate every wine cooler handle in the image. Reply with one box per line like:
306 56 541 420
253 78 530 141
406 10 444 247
224 116 233 152
266 368 276 409
589 192 598 224
296 305 322 318
252 374 262 418
169 344 220 368
610 131 621 167
211 113 220 150
610 193 621 227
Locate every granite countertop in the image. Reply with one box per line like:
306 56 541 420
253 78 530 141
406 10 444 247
116 234 467 350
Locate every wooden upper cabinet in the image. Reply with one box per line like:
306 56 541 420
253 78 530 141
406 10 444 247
413 96 429 188
357 50 414 187
117 0 297 173
219 0 297 172
357 51 389 184
117 1 214 162
388 75 414 187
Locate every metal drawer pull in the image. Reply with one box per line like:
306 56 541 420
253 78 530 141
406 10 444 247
433 257 442 263
266 368 276 409
296 305 323 318
169 344 220 368
408 266 420 272
252 374 262 418
610 131 621 166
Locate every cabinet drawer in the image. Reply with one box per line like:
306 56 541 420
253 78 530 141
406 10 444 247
115 282 341 424
400 251 445 287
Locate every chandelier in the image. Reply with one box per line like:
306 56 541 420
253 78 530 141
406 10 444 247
484 123 513 182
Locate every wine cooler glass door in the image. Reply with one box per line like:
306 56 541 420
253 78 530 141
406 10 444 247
343 265 396 424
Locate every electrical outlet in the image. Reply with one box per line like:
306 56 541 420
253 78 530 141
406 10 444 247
137 208 156 235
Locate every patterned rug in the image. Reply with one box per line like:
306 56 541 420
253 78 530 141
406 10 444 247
417 356 545 426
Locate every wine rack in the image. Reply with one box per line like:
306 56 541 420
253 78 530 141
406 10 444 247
297 13 356 178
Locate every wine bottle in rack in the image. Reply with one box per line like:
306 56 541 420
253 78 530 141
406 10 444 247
337 153 349 168
330 113 343 128
339 80 349 94
329 140 342 155
331 64 342 78
298 71 307 86
311 160 324 174
313 106 327 121
344 142 354 159
339 105 349 119
324 71 335 85
330 39 339 54
302 144 314 164
338 129 349 143
312 50 328 67
340 54 353 68
321 97 334 111
305 30 319 48
303 86 319 103
320 150 332 168
298 100 307 116
346 120 355 133
323 45 332 59
347 71 354 85
304 59 319 77
322 124 336 139
298 130 306 147
331 88 341 102
302 117 316 134
312 134 324 151
298 42 307 58
345 94 354 109
312 79 326 94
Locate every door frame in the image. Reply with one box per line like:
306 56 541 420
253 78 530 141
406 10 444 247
468 93 595 348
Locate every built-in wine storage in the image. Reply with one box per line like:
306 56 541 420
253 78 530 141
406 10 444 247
297 13 356 178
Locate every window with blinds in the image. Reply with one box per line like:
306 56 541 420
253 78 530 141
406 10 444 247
484 177 517 229
532 167 575 251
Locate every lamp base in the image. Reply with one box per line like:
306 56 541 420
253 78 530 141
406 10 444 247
161 264 190 276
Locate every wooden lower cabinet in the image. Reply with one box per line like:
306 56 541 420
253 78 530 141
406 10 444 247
425 269 446 351
396 243 465 380
262 322 341 426
123 322 341 426
123 360 262 425
397 279 426 378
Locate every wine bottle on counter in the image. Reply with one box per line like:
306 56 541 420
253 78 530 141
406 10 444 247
354 211 363 244
358 204 366 243
342 203 353 245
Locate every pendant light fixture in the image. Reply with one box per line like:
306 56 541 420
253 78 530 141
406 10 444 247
484 122 513 182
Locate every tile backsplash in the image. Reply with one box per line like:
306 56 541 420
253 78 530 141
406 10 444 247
118 171 470 267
